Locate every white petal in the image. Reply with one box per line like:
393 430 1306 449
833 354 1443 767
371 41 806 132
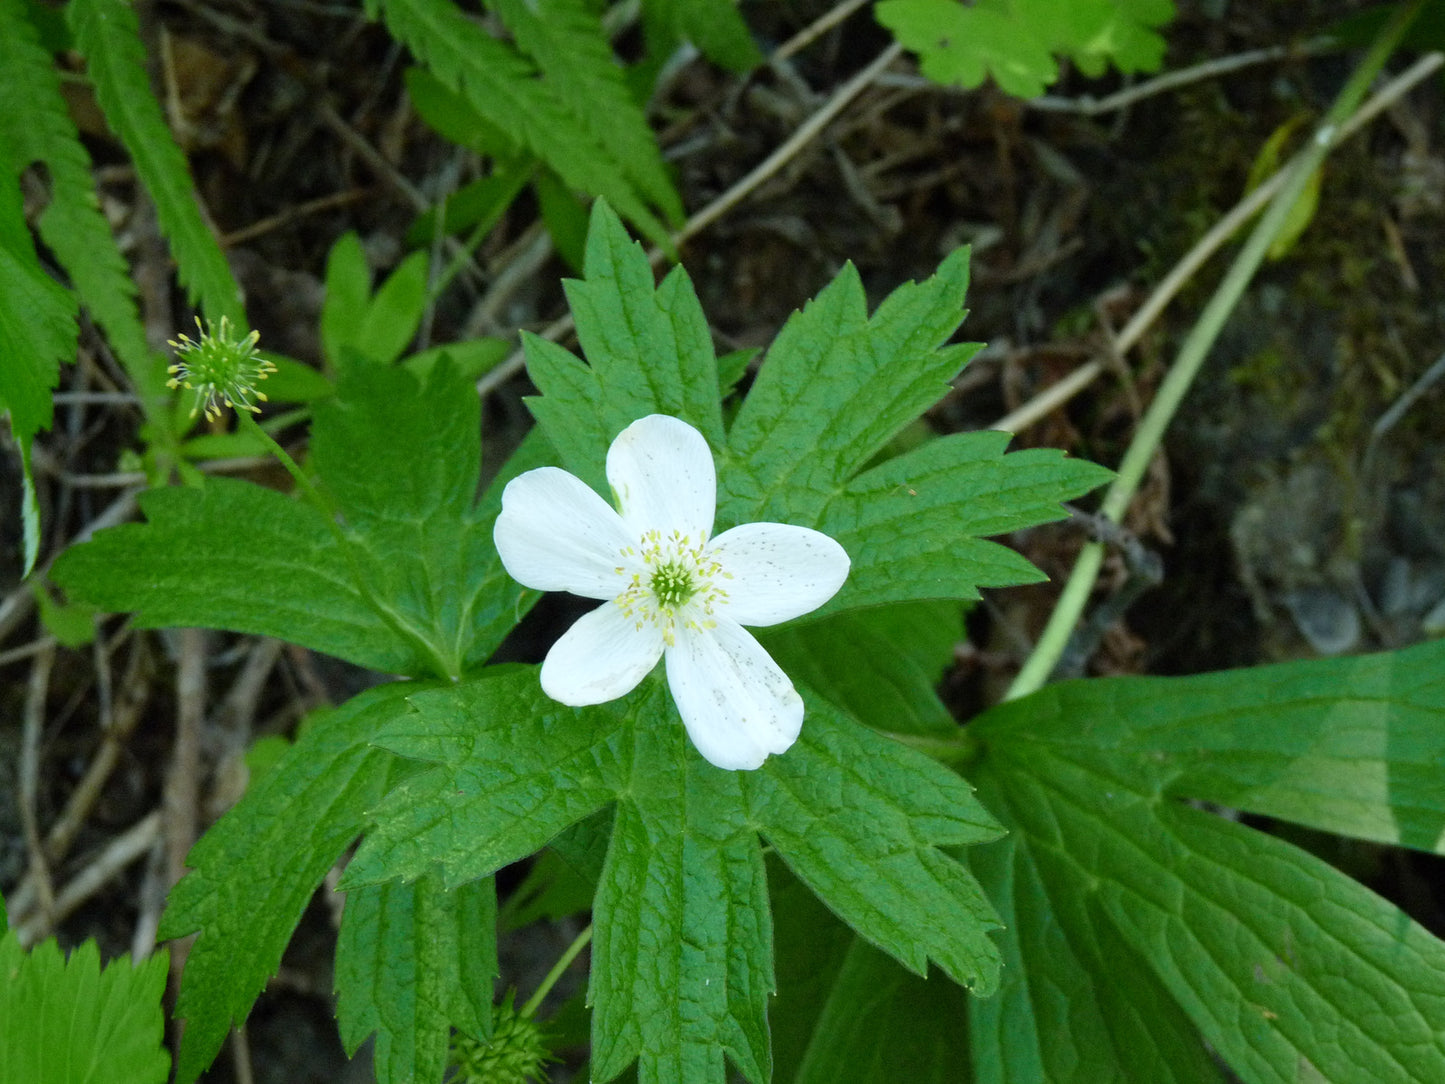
606 415 716 542
664 619 803 770
494 467 635 599
540 601 665 705
707 523 850 627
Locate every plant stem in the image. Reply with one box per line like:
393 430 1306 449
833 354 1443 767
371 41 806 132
884 727 980 766
1005 1 1425 702
521 924 593 1019
236 410 338 521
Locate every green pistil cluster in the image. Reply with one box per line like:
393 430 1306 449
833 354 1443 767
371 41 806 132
614 528 729 644
649 561 697 609
166 315 276 422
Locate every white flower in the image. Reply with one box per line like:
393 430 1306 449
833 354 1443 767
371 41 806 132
494 414 850 771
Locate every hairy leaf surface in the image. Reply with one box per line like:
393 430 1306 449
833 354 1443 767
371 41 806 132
367 0 671 247
0 0 154 394
489 0 681 223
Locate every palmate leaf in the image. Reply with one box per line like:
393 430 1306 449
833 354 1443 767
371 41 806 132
53 360 542 677
67 0 245 327
341 668 1003 1084
366 0 673 249
529 202 1111 615
967 639 1445 1082
157 685 421 1084
425 202 1110 1080
0 934 170 1084
526 200 723 494
876 0 1175 99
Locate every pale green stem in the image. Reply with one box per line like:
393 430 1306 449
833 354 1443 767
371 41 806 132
236 409 337 521
235 411 461 680
1005 2 1424 702
882 727 980 766
521 923 593 1020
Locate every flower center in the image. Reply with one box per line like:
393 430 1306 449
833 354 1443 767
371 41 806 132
649 560 697 609
615 528 730 644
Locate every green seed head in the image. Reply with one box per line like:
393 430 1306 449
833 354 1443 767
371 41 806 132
166 316 276 422
450 992 554 1084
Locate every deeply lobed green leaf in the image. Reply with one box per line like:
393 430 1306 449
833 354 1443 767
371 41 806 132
52 477 413 668
68 0 245 327
815 432 1112 614
723 249 978 520
0 935 171 1084
54 360 539 678
0 0 157 403
367 0 672 248
589 713 773 1084
877 0 1174 98
159 686 421 1083
530 204 1110 620
744 695 1004 995
344 668 1005 1083
969 639 1445 1082
335 873 498 1084
488 0 681 224
0 163 77 574
527 201 722 494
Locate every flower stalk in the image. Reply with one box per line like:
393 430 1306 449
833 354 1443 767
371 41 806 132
168 319 462 679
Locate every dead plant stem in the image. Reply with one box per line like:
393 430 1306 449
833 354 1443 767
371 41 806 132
993 49 1445 434
1006 6 1430 700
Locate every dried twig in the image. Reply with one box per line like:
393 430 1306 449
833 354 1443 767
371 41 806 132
992 51 1445 434
774 0 871 62
15 812 164 949
5 635 151 921
18 644 58 928
165 628 206 891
